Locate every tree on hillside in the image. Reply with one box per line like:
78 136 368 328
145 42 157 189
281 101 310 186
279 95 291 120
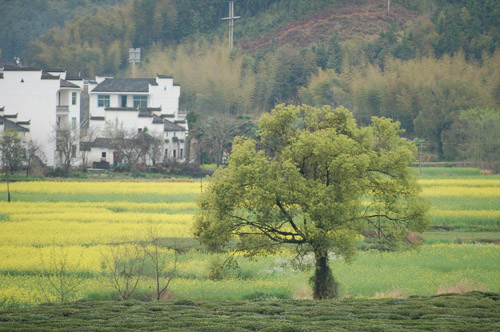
414 78 478 160
188 112 256 167
455 108 500 173
194 104 429 299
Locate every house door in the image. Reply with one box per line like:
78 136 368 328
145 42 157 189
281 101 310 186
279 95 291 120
113 152 119 167
121 95 127 107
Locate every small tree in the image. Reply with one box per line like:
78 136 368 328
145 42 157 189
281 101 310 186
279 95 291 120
25 139 45 176
141 224 178 301
104 119 150 169
101 243 146 301
194 105 429 299
79 126 98 171
54 124 80 171
147 132 165 167
0 130 26 174
38 247 85 303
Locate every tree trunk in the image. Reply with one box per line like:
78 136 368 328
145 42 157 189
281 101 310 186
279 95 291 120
437 130 444 161
312 249 338 300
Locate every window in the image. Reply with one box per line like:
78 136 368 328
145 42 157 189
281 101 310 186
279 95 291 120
71 145 77 158
121 95 127 107
173 150 176 159
72 92 77 105
180 149 183 159
133 95 148 108
102 152 107 158
98 95 110 108
71 117 77 130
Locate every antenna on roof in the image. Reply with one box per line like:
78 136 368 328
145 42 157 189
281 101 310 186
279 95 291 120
222 1 240 51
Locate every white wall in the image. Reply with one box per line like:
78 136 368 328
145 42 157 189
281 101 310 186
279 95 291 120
149 77 181 117
0 70 61 166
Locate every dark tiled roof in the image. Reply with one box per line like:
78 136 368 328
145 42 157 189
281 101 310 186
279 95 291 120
173 83 181 86
91 78 157 93
66 76 83 81
105 107 161 112
157 74 173 79
4 113 17 119
60 79 80 88
91 137 136 149
0 116 29 132
3 65 41 71
90 137 113 149
164 120 186 132
138 110 153 118
161 113 175 118
46 68 65 72
90 116 105 121
41 72 59 80
153 117 164 124
105 107 138 112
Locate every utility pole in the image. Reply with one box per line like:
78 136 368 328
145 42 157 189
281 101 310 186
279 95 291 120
222 1 240 51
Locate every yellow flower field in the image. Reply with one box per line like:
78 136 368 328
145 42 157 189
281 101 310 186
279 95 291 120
0 179 499 307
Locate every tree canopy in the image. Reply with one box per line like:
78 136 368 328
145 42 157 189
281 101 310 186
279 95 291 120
194 104 429 299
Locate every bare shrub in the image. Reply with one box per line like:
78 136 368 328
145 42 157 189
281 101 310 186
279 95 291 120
436 279 487 295
373 288 408 299
100 243 146 301
293 285 313 300
38 247 85 303
141 224 179 301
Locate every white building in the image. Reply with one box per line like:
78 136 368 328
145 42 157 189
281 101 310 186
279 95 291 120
0 65 188 170
0 65 83 167
87 75 188 168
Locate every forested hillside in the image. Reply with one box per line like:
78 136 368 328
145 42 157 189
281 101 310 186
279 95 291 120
0 0 122 62
3 0 500 164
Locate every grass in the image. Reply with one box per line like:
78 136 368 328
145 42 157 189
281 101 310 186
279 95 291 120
411 166 500 178
0 292 499 331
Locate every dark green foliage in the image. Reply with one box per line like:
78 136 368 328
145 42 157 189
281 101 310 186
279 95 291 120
0 292 498 331
0 0 120 62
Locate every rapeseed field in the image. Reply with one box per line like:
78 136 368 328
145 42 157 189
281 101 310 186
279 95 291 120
0 179 499 307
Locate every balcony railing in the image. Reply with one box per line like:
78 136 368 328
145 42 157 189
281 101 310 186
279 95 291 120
56 105 69 114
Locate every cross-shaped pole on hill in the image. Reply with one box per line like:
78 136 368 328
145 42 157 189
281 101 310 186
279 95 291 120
222 1 240 51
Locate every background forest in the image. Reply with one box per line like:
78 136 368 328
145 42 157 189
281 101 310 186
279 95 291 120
2 0 500 166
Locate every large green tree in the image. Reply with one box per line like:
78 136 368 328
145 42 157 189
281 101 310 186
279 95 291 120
194 104 428 299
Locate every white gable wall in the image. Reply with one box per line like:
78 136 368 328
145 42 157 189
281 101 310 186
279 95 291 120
0 70 62 166
149 77 181 117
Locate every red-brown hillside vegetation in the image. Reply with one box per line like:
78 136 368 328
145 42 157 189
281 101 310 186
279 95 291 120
239 1 418 50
